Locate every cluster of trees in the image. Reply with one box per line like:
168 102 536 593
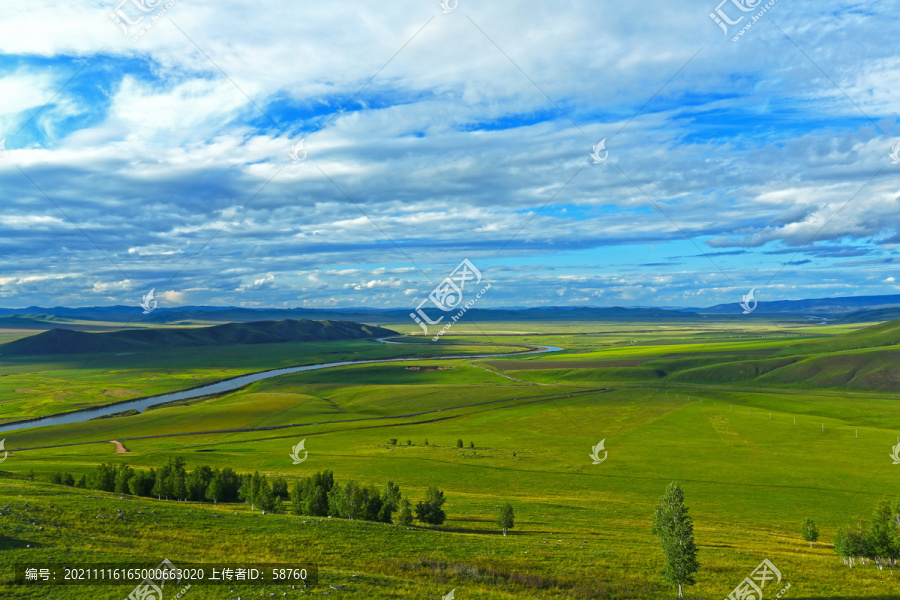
50 457 245 503
49 472 77 487
413 486 446 526
287 469 397 522
47 460 460 528
385 439 470 448
237 470 289 512
833 498 900 569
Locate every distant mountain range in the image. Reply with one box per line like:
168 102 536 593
0 305 702 327
1 292 899 328
0 319 397 356
684 293 900 317
834 307 900 323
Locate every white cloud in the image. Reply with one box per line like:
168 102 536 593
92 279 134 293
0 0 898 308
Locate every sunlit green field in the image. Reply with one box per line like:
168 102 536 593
0 338 530 424
2 319 900 599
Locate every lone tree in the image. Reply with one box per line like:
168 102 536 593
257 477 276 512
174 471 188 502
867 498 896 570
306 485 329 517
398 498 414 526
498 503 515 536
652 482 699 598
205 475 224 504
801 518 819 548
383 481 402 513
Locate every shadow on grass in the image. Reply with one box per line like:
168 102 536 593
0 536 40 550
434 525 523 536
447 515 494 523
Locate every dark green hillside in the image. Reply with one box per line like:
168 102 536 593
0 319 397 356
665 356 801 385
653 320 900 391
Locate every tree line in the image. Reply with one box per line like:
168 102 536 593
47 458 459 528
51 457 244 504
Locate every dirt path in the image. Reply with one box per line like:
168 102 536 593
470 362 538 384
109 440 129 453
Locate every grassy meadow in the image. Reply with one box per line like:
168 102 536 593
1 318 900 598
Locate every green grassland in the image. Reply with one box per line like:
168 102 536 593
0 338 530 424
2 319 900 598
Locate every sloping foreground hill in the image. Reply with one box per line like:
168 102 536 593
0 319 397 356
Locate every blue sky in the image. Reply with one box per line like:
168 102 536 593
0 0 898 310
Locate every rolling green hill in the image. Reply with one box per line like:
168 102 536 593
0 319 397 356
486 320 900 392
776 318 900 356
638 320 900 391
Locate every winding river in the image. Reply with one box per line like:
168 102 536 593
0 337 562 434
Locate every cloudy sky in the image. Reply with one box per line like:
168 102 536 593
0 0 898 310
